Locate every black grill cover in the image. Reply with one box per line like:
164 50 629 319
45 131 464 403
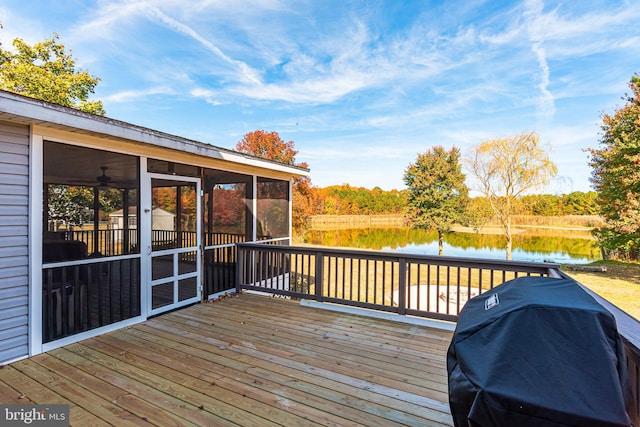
447 276 633 427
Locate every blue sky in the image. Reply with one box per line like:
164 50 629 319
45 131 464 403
1 1 639 193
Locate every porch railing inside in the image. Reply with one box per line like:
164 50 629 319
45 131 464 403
42 255 141 343
48 229 201 258
203 233 246 297
65 229 139 257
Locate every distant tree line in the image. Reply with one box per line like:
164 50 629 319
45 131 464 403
314 185 407 215
517 192 599 216
306 186 599 218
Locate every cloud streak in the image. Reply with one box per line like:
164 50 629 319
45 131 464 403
524 0 556 120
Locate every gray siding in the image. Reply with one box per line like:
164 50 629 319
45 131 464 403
0 121 29 363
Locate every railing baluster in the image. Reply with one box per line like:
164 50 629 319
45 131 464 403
373 260 378 305
315 251 324 301
446 266 451 315
341 257 346 300
381 261 386 307
398 258 406 315
456 266 461 315
426 263 432 312
356 258 360 302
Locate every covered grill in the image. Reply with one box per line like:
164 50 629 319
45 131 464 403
447 276 633 427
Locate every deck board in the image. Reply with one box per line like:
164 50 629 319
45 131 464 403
0 293 454 426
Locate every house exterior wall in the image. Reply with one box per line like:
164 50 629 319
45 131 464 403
0 90 306 362
0 121 30 363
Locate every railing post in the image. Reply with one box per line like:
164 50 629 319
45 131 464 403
315 251 324 302
398 258 406 315
236 244 243 293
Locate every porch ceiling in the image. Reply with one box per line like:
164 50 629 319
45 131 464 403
44 141 139 189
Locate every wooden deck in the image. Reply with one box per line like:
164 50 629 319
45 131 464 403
0 294 454 426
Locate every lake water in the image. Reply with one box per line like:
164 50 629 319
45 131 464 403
303 227 601 264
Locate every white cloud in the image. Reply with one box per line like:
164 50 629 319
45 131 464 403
0 7 52 46
102 86 177 103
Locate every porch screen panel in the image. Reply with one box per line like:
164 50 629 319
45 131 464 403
256 178 289 240
203 170 252 296
42 141 141 343
151 183 197 250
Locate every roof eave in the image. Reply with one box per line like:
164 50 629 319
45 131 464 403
0 90 310 177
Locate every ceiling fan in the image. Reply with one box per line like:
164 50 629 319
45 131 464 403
96 166 112 187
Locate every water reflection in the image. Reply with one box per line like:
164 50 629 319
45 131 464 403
303 227 601 264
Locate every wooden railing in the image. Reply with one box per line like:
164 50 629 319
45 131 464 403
236 243 558 321
236 243 640 424
203 235 289 297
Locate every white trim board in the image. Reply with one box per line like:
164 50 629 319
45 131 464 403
299 300 457 332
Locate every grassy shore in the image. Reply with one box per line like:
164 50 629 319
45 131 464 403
308 214 604 231
563 261 640 320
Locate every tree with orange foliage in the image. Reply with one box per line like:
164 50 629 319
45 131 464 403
236 130 298 164
236 130 317 233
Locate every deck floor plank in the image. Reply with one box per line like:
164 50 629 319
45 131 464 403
0 363 109 426
0 293 454 426
56 343 265 427
82 337 325 427
142 318 433 426
97 334 390 426
24 354 149 426
186 298 451 363
95 331 374 427
180 300 449 375
137 318 449 426
170 303 449 397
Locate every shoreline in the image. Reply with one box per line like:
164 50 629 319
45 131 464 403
308 214 599 235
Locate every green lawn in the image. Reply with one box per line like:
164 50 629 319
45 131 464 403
563 260 640 320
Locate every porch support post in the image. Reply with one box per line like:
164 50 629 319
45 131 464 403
123 189 130 254
251 175 257 242
175 185 182 248
288 179 293 245
139 157 151 318
28 131 44 356
93 186 100 255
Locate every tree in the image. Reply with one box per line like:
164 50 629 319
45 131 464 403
236 130 298 164
466 132 557 260
464 197 494 233
588 74 640 259
235 130 315 233
0 33 104 115
47 184 122 230
403 146 468 255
